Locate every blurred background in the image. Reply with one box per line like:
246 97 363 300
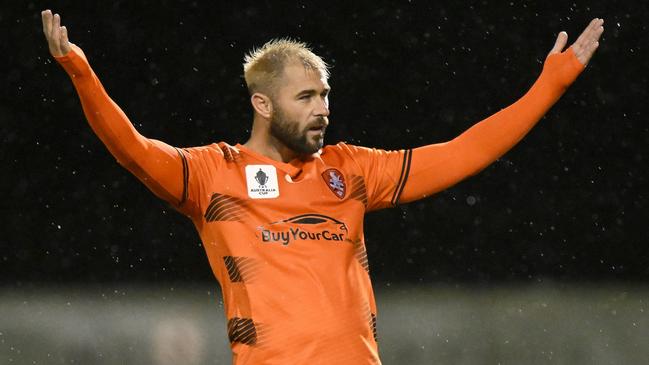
2 0 648 363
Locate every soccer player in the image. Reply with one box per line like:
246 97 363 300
41 9 603 364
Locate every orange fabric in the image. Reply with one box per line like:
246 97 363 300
56 44 582 364
177 143 402 364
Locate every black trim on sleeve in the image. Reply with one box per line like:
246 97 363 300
391 149 412 207
174 147 189 206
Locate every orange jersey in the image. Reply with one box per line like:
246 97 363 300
173 142 408 363
55 43 582 364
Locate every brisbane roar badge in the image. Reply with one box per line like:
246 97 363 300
322 168 346 199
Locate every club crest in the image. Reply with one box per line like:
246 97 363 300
322 168 346 199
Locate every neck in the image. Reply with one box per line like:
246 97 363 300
243 118 302 163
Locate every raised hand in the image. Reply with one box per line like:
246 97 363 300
41 9 72 57
548 18 605 66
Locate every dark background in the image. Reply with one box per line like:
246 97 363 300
2 1 647 285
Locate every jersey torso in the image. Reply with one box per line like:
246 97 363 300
177 142 409 364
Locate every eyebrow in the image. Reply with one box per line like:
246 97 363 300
296 87 330 97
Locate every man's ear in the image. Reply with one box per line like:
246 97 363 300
251 92 273 119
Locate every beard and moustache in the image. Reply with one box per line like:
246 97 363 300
269 104 327 155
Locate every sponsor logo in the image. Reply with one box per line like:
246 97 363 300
246 165 279 199
256 214 349 246
322 168 346 199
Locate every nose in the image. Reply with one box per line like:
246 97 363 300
315 96 330 117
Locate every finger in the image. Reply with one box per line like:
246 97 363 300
548 31 568 55
574 35 601 66
573 18 604 51
591 21 605 43
588 19 605 41
52 13 60 35
60 26 71 54
51 13 60 36
41 9 52 36
584 25 604 50
51 14 61 49
572 19 604 65
579 39 600 66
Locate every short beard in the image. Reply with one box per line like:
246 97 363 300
269 105 325 156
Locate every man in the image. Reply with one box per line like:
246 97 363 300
41 9 603 364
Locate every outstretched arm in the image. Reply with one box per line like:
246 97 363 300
42 10 186 207
398 19 604 204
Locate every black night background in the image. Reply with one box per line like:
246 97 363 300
1 1 648 363
5 0 646 284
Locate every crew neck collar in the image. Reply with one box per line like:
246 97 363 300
236 143 318 178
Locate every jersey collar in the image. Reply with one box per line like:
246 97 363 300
235 143 319 179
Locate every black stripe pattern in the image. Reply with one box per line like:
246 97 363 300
227 317 257 345
391 149 412 206
174 148 189 205
371 313 378 342
223 256 257 283
349 175 368 206
204 193 248 222
353 239 370 273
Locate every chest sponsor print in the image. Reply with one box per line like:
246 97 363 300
256 213 349 246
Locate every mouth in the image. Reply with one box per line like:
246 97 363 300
308 125 326 133
306 117 328 138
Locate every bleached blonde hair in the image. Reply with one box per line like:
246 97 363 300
243 38 330 96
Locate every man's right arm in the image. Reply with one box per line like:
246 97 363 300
42 10 186 207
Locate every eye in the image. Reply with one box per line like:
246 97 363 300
299 95 310 100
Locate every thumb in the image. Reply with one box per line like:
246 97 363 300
548 31 568 56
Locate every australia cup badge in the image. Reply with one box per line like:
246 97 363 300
246 165 279 199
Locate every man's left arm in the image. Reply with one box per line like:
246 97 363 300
398 19 604 204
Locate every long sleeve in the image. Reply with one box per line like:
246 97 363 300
55 44 186 208
398 47 585 204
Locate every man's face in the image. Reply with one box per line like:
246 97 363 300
269 63 330 155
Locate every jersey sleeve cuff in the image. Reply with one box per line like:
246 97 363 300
390 148 412 206
53 44 91 78
53 46 78 63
